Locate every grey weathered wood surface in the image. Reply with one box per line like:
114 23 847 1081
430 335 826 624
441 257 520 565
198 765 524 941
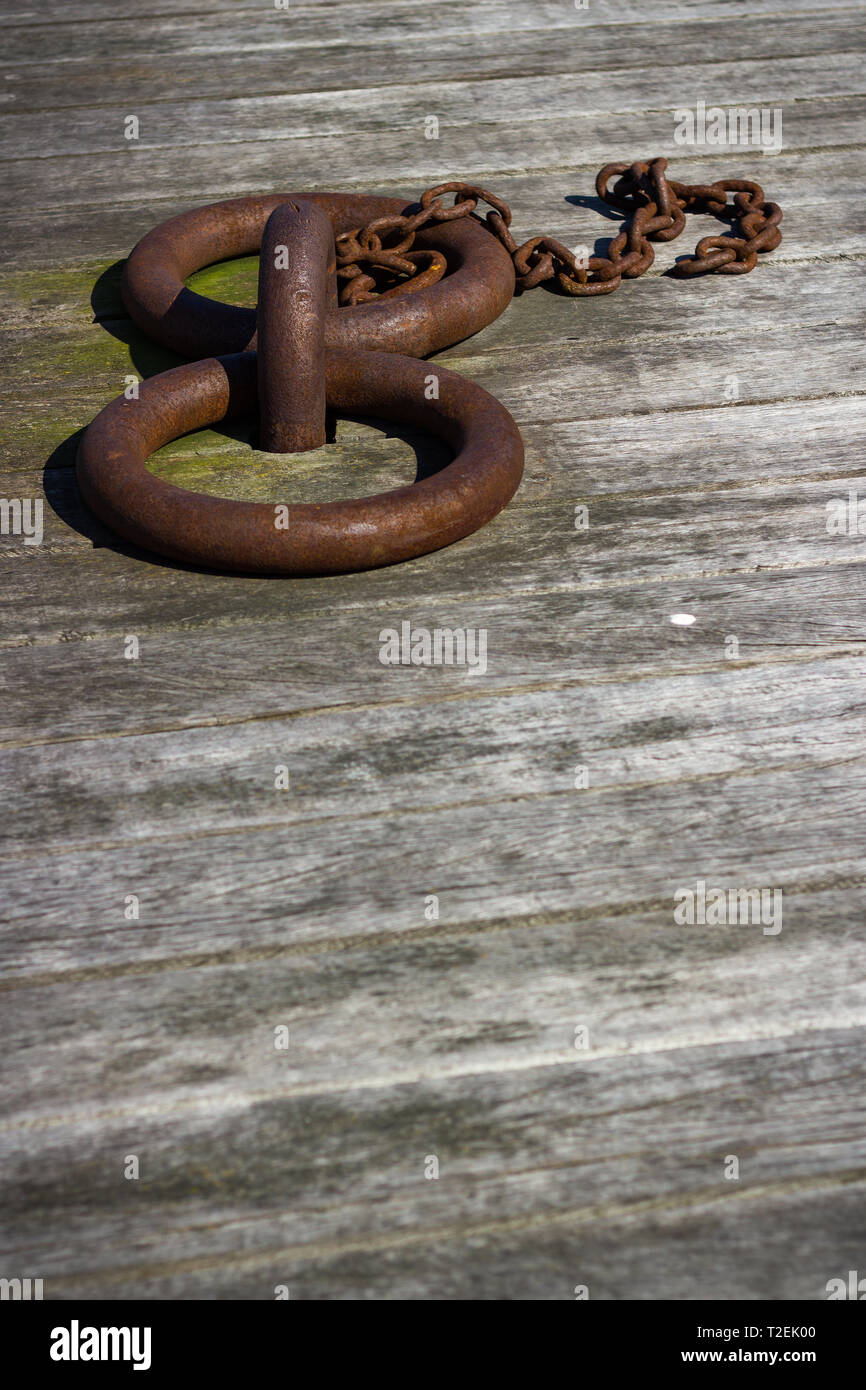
1 0 865 1300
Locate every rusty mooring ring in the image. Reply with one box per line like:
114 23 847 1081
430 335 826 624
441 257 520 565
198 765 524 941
121 193 515 359
77 350 524 575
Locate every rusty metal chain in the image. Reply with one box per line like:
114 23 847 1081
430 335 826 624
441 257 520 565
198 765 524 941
335 157 783 303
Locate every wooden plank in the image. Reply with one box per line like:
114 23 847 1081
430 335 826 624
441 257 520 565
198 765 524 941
9 11 866 112
4 1180 865 1299
9 13 866 111
3 467 866 643
3 0 856 66
147 1182 865 1300
7 257 864 469
0 560 863 741
5 256 863 393
2 652 864 851
1 146 850 270
9 0 855 24
5 196 861 359
2 877 864 1120
7 97 865 210
0 1030 863 1298
4 52 864 160
2 756 864 976
9 387 862 514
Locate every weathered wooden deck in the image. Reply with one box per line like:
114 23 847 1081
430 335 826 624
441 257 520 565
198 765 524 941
1 0 865 1300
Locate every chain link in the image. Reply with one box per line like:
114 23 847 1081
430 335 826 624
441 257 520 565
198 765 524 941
335 158 783 303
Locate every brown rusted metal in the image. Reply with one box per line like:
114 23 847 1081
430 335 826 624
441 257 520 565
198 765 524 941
336 160 782 297
81 189 521 573
256 198 333 454
76 351 524 575
121 191 515 359
596 161 782 280
78 162 782 576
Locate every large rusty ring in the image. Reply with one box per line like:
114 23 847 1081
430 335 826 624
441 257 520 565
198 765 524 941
78 192 523 574
76 350 524 575
121 193 515 359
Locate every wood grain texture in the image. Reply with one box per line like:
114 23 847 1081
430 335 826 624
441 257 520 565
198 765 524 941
2 1030 865 1298
7 12 865 112
7 97 865 210
1 146 855 269
5 52 865 160
0 0 864 1301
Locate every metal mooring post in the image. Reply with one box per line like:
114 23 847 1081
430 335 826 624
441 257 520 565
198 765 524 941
76 163 781 575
